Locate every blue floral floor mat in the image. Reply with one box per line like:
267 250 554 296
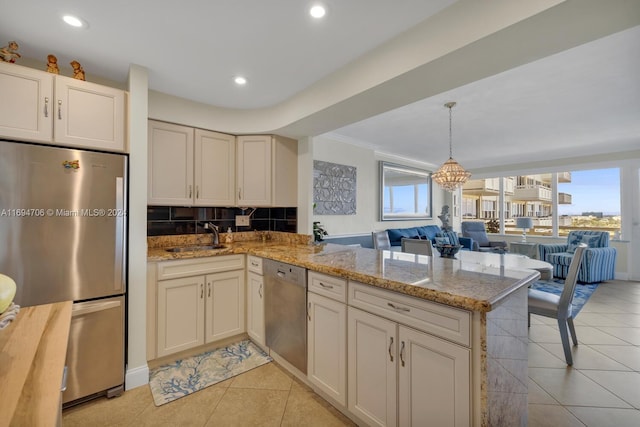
529 280 599 316
149 340 272 406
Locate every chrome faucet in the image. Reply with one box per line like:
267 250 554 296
205 222 220 245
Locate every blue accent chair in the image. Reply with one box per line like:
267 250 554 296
538 230 616 283
460 221 508 252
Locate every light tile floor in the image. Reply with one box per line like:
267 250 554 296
528 279 640 427
63 280 640 426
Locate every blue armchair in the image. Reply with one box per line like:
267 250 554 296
538 230 616 283
460 221 508 252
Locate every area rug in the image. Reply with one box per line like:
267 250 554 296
149 340 271 406
529 280 599 316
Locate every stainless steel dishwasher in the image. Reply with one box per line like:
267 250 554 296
264 259 307 374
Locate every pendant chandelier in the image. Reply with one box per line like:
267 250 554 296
432 102 471 192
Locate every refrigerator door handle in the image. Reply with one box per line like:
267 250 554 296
114 177 125 292
72 299 122 316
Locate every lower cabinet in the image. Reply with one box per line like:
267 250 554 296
157 268 244 358
157 276 205 357
307 291 347 406
348 306 470 427
246 271 265 346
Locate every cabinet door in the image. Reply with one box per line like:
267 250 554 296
0 62 53 142
398 326 470 427
348 307 397 427
308 292 347 406
194 129 235 206
237 135 272 206
148 120 194 205
246 271 265 346
272 135 298 207
53 75 125 151
205 270 245 343
157 276 205 357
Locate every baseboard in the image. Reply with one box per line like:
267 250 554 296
125 364 150 390
614 272 629 281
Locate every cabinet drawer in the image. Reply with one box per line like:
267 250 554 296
247 256 263 275
308 271 347 303
157 255 245 280
348 281 471 347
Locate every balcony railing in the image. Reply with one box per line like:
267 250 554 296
513 185 552 201
558 192 572 204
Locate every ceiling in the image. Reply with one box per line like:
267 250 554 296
2 1 639 172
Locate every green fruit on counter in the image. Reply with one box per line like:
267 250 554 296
0 273 17 314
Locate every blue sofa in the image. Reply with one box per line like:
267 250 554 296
386 225 474 251
538 230 616 283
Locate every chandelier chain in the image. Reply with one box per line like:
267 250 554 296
448 104 453 158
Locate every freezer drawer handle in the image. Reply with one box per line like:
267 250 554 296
72 300 121 316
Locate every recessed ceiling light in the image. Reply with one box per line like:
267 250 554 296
310 5 326 19
63 15 85 28
234 76 247 86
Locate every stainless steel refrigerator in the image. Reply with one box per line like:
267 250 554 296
0 140 127 405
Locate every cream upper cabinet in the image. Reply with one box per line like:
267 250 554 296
148 121 194 205
53 75 126 152
236 135 272 206
0 62 53 142
237 135 297 207
0 62 126 152
194 129 235 206
148 120 235 206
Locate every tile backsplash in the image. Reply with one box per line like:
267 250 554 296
147 206 297 236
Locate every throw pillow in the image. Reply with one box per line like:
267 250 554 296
434 236 450 245
567 234 600 253
437 230 459 246
566 233 582 254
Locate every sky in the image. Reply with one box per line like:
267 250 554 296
557 168 620 216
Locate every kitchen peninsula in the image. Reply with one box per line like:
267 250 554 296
148 233 537 426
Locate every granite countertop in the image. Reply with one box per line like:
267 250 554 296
148 234 538 312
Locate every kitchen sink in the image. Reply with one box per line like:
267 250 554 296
165 244 226 253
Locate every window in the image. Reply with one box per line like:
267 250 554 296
557 168 620 237
461 168 621 237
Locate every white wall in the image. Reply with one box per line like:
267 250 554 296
125 64 149 389
311 136 448 237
